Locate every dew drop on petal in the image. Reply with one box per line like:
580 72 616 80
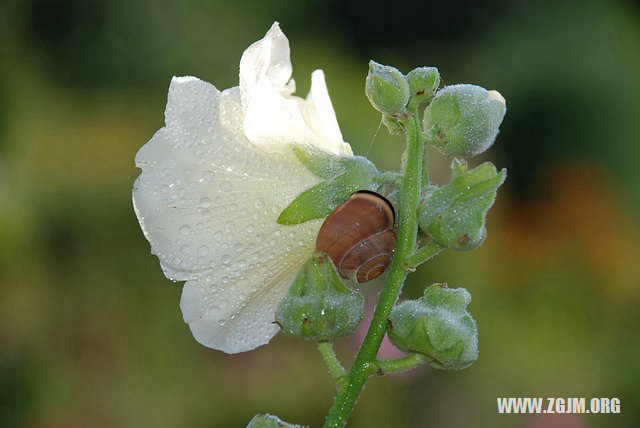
179 225 191 236
198 245 209 256
199 197 211 208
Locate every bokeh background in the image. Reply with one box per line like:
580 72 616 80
1 0 640 427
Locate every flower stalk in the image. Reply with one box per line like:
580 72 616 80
324 110 425 427
317 342 347 388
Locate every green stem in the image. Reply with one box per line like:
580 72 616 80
404 240 445 271
323 112 424 428
374 353 428 374
422 146 430 189
317 342 346 387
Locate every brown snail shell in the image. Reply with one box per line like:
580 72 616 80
315 191 397 283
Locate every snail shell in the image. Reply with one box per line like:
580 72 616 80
316 191 397 283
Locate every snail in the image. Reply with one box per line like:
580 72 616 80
316 191 397 283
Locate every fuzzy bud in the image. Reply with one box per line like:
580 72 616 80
423 84 506 157
365 61 410 114
275 253 364 341
406 66 440 107
419 159 506 251
388 284 478 370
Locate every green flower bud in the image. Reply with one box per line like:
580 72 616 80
388 284 478 370
247 414 302 428
406 66 440 106
419 159 506 250
276 253 364 341
423 84 506 157
365 61 410 114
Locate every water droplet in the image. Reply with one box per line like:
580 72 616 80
235 243 243 252
203 171 214 181
218 319 227 326
221 254 231 264
214 231 224 241
254 198 265 209
179 225 191 236
198 245 209 256
199 197 211 208
221 181 232 192
180 245 191 254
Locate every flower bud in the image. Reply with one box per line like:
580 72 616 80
275 253 364 341
365 61 410 114
388 284 478 370
423 84 506 157
406 67 440 106
247 414 301 428
418 159 506 250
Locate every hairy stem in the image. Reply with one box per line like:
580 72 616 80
323 112 424 427
317 342 346 387
374 353 428 374
404 240 445 271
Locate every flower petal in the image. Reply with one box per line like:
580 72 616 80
239 22 351 155
133 76 322 352
301 70 353 155
239 22 294 102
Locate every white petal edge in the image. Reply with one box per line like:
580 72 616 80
133 75 322 353
239 22 352 156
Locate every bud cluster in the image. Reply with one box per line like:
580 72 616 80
365 62 506 158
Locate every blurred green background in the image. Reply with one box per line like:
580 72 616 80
1 0 639 427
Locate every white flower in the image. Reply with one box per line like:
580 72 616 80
132 22 352 353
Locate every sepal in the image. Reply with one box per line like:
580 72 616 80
275 253 364 341
277 145 381 225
